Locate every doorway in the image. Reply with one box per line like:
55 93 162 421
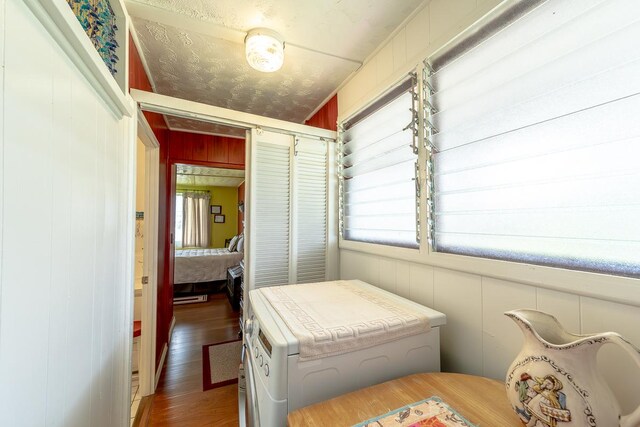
131 109 161 420
173 163 246 304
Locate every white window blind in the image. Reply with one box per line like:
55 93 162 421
293 138 327 283
429 0 640 277
340 76 420 248
253 139 291 287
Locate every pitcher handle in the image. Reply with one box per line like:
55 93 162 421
607 333 640 427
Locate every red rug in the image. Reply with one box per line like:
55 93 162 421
202 338 243 391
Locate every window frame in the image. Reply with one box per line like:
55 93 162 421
336 2 640 307
338 73 422 250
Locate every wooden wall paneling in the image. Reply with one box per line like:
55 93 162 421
169 131 190 161
128 33 152 92
156 127 169 369
142 111 167 146
167 163 176 332
191 134 208 162
228 137 246 165
305 95 338 131
207 135 229 163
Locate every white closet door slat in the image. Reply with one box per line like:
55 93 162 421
253 139 291 288
293 138 328 284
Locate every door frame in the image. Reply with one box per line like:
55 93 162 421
136 108 160 396
130 89 338 334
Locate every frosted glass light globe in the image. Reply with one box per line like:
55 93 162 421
245 28 284 73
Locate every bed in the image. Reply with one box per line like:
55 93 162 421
174 248 244 285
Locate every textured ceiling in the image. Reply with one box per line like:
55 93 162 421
128 0 424 134
133 16 355 122
166 116 246 138
176 164 245 187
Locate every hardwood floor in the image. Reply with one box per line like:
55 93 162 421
144 293 241 427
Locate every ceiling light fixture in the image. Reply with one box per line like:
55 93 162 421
245 28 285 73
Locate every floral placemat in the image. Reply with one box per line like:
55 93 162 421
353 396 477 427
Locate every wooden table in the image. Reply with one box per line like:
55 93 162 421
287 372 521 426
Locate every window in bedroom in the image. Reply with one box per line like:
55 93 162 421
339 74 420 248
427 0 640 277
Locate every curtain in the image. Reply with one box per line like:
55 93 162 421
182 192 210 248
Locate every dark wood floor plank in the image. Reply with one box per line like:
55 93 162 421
143 293 241 426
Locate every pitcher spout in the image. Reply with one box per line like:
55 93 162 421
505 309 591 349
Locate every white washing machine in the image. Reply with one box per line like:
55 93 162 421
238 281 446 427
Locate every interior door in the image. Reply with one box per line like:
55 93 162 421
246 129 294 290
292 137 328 283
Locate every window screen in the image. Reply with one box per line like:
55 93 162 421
339 75 420 248
429 0 640 277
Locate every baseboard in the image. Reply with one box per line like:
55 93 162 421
132 395 153 427
155 343 168 389
173 294 208 305
168 316 176 343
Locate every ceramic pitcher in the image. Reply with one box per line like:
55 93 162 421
504 309 640 427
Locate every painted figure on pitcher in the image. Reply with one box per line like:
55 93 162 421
513 373 572 427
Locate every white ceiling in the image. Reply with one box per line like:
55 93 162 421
176 164 245 187
128 0 424 135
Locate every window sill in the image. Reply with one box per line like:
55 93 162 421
339 240 640 307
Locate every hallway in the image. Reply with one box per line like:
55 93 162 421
143 293 240 426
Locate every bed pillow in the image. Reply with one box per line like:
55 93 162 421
228 235 239 251
236 236 244 252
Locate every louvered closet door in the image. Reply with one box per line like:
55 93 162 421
249 130 292 288
292 138 328 283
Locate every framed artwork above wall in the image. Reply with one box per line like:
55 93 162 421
210 205 222 214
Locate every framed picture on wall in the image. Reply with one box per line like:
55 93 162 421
214 214 225 223
210 205 222 214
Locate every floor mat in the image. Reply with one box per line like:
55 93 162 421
202 339 242 391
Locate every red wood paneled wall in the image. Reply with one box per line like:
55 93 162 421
130 35 172 370
237 181 245 235
168 132 245 168
130 33 246 371
129 34 152 93
305 95 338 131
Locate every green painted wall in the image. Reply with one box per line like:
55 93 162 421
176 185 239 248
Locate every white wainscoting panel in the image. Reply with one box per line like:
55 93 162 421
409 263 434 308
481 277 536 380
0 1 134 425
433 268 483 375
378 258 397 294
339 249 640 417
581 297 640 414
340 250 380 285
536 287 581 333
394 260 412 300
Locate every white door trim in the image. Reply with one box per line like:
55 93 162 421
137 108 160 397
